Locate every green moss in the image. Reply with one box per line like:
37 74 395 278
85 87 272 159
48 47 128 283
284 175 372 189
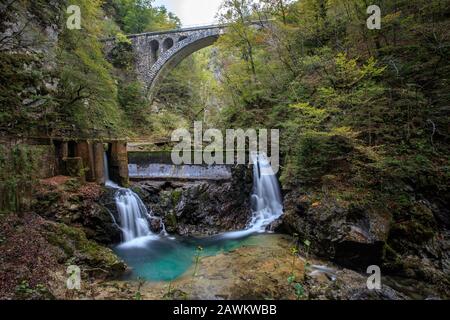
15 280 54 300
0 52 55 135
43 222 126 276
0 144 41 214
390 220 435 244
165 212 178 230
171 189 182 206
63 179 82 192
45 231 74 257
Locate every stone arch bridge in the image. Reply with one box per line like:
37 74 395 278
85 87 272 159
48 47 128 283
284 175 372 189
103 22 267 97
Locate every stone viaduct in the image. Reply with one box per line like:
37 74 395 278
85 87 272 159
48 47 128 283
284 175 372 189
103 22 267 97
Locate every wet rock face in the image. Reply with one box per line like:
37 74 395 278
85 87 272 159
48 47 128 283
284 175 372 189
33 177 122 245
132 165 253 236
281 189 450 297
281 190 390 270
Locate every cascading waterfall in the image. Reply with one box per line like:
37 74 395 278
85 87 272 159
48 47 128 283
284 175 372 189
114 188 154 242
247 153 284 232
103 152 164 245
222 153 283 239
106 149 283 245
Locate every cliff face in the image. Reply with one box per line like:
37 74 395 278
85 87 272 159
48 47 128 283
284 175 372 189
279 167 450 298
0 0 128 139
0 0 64 136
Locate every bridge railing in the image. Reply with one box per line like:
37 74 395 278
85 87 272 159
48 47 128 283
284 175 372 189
102 20 273 41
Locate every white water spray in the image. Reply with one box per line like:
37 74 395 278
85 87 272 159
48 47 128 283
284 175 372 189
104 152 165 246
248 153 284 231
221 153 283 239
114 188 154 242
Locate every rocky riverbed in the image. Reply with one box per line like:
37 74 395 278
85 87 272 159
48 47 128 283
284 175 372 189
63 234 423 300
1 176 448 300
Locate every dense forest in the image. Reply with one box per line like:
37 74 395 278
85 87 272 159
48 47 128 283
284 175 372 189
0 0 449 301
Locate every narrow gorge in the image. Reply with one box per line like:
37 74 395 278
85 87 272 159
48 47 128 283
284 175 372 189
1 0 449 302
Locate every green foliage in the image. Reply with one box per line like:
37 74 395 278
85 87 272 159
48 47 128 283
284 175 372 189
118 81 148 126
0 144 39 214
110 0 180 33
153 49 220 133
133 277 145 300
1 0 186 138
0 52 57 134
282 132 355 186
56 0 127 137
208 2 450 272
193 246 204 277
109 35 135 69
293 283 304 300
15 280 52 300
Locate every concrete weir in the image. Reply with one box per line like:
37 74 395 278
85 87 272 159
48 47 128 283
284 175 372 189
127 152 233 181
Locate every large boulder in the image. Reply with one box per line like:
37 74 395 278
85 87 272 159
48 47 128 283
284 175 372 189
43 222 127 279
281 189 391 270
132 165 253 236
33 177 122 245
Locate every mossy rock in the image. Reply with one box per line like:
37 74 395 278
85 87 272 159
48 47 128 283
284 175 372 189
164 212 178 233
171 189 183 206
43 222 126 278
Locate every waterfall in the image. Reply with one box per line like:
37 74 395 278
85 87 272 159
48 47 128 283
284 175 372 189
222 153 283 239
247 152 284 232
103 152 119 188
114 188 154 242
103 152 164 246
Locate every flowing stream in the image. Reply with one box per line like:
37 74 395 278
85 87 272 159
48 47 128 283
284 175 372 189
108 152 284 281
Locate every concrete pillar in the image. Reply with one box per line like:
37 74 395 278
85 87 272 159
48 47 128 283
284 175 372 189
76 141 96 182
87 142 95 182
62 142 68 159
111 141 129 187
94 143 105 185
54 141 68 176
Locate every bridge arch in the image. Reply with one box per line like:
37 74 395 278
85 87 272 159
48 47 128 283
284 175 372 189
147 29 222 95
103 23 266 99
